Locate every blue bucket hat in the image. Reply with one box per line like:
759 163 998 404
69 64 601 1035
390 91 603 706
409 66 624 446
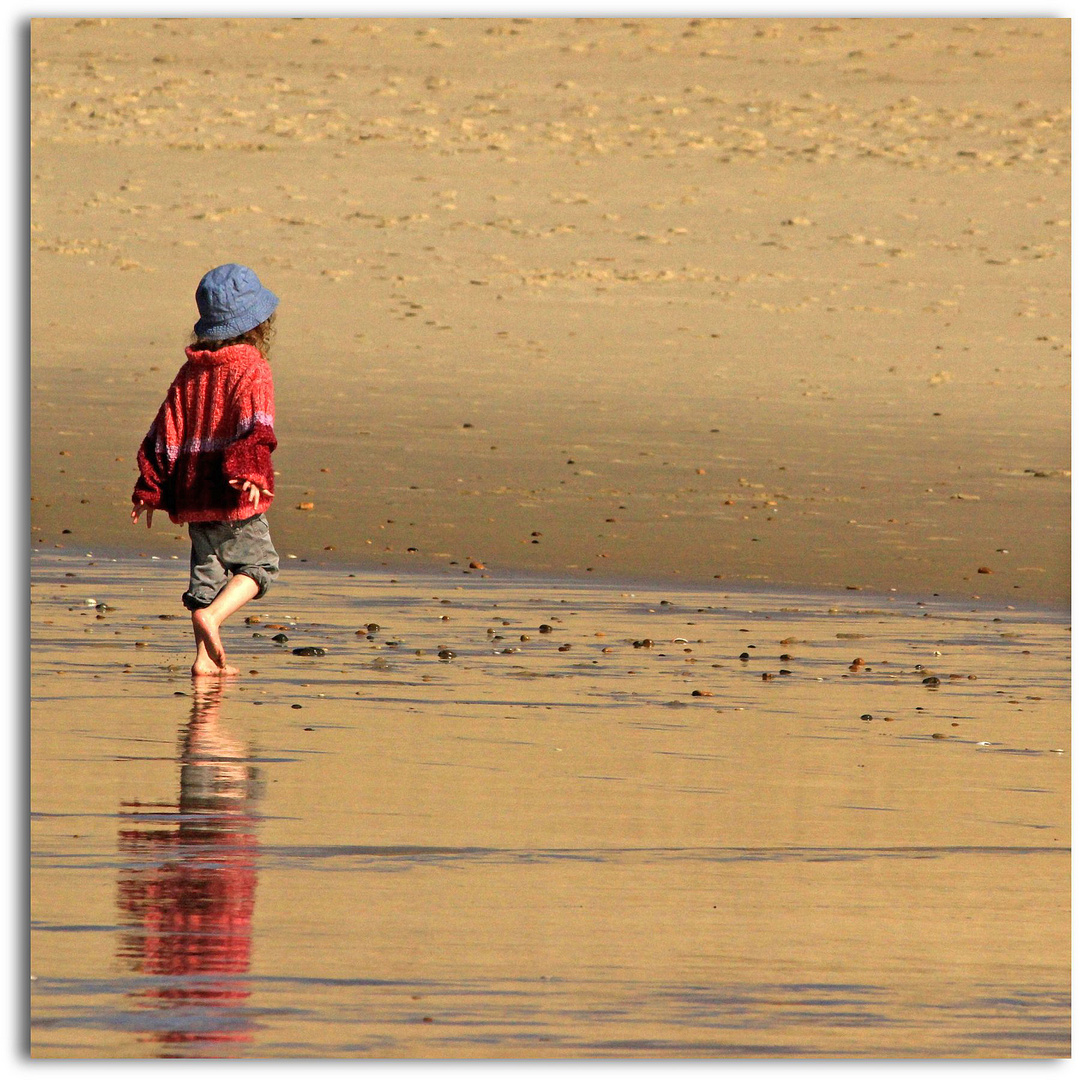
194 263 279 340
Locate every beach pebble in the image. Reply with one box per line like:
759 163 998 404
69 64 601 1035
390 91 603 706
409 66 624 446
691 689 713 697
539 624 554 633
292 646 326 656
861 714 873 720
922 676 941 685
273 633 289 643
438 649 456 660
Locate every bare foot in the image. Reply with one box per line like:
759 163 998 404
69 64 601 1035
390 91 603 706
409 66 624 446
191 659 240 677
192 608 226 668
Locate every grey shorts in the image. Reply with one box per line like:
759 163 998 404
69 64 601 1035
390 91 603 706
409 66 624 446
182 514 280 611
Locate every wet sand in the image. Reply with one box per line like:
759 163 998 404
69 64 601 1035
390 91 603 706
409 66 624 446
29 16 1070 608
30 553 1069 1057
29 15 1071 1061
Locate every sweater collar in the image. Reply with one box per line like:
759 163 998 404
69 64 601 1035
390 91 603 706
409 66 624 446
184 343 264 367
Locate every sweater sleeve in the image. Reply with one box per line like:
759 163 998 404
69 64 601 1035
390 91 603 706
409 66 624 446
132 396 178 508
222 364 277 495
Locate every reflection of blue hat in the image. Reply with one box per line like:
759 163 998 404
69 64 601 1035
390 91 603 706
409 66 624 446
193 264 279 340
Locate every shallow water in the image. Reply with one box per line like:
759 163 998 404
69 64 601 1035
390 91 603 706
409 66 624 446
30 554 1069 1057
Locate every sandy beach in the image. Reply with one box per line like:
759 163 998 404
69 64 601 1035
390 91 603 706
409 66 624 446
30 16 1069 607
29 15 1070 1059
30 553 1070 1056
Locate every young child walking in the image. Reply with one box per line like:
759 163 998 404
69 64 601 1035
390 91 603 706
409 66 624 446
132 263 281 676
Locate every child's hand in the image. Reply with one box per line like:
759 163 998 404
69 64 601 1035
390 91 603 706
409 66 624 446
131 500 154 528
229 478 271 508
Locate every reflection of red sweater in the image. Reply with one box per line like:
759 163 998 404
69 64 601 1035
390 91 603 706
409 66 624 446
133 344 276 523
118 827 256 980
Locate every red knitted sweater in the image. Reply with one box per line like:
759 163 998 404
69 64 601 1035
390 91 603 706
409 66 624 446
133 344 276 524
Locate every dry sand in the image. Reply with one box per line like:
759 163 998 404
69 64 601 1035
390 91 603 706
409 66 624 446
30 16 1070 607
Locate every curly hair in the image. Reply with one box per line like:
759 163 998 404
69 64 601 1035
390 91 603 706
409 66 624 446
191 314 276 356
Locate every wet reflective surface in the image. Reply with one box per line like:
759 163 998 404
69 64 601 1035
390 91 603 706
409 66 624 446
31 556 1070 1057
113 680 261 1050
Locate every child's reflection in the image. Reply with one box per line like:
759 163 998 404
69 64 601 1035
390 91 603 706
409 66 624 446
116 677 262 1051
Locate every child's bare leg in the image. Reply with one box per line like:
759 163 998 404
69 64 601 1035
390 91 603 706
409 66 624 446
191 573 260 676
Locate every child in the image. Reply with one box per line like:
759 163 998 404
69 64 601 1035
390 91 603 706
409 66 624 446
132 263 281 677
